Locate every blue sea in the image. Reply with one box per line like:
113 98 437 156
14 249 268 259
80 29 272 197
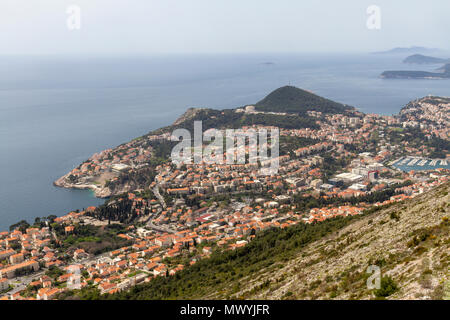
1 53 449 230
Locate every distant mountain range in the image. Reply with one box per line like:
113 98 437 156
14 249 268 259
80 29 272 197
373 46 441 55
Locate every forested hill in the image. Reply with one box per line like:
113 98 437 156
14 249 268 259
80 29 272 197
254 86 353 114
152 86 354 135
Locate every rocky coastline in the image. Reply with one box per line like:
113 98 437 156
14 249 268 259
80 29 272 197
53 174 113 198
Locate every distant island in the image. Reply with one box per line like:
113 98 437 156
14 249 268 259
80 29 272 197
381 63 450 79
378 49 450 79
403 54 450 65
373 46 440 55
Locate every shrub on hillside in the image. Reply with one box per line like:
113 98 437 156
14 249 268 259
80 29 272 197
374 276 398 298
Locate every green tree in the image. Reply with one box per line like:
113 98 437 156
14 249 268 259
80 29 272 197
374 276 398 298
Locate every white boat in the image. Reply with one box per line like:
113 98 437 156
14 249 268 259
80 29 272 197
418 160 428 166
400 157 410 165
429 159 438 166
407 158 419 166
441 159 448 166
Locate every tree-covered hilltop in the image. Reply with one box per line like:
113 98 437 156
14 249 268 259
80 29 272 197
176 108 320 131
152 107 320 136
254 86 353 114
150 86 350 136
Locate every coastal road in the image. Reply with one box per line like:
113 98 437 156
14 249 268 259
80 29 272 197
153 185 167 209
144 206 176 234
145 186 176 234
146 221 176 234
4 270 46 297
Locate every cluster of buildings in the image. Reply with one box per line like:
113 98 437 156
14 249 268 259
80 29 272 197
2 101 449 300
400 97 449 141
60 132 172 186
0 227 56 280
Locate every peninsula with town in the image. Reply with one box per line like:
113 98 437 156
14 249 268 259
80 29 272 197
1 86 449 300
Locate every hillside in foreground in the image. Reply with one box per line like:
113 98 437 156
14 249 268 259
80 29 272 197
227 182 449 300
73 182 448 300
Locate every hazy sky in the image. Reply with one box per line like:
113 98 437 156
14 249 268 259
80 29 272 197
1 0 449 54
